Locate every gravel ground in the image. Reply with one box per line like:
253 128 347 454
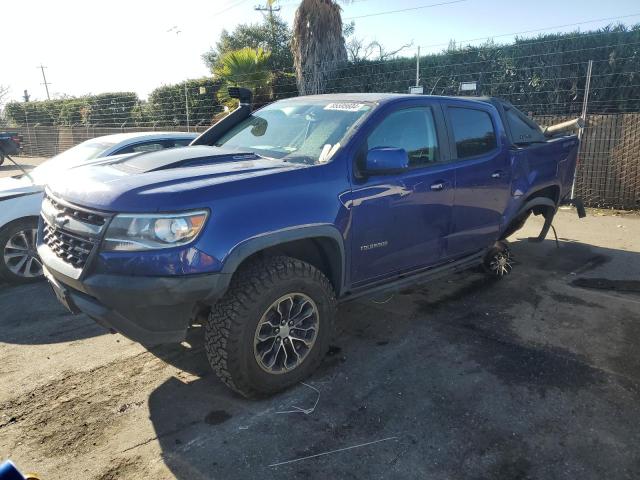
0 210 639 479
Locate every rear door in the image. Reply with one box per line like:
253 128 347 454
442 102 512 257
349 100 455 286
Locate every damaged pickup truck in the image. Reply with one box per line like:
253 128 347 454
38 89 584 397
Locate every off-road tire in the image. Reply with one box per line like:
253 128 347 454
204 256 337 398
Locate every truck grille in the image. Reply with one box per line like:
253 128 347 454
46 196 106 227
41 194 108 269
42 223 95 268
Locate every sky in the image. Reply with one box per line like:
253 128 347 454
2 0 640 102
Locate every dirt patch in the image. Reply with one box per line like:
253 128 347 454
95 456 144 480
0 352 170 460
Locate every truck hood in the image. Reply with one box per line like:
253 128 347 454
47 145 305 212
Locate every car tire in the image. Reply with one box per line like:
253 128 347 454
205 255 337 398
0 218 43 284
0 153 4 166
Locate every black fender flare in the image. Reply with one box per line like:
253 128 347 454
517 197 557 243
501 197 558 242
220 224 346 293
516 196 557 218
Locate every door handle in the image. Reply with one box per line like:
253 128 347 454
430 182 445 191
491 171 504 179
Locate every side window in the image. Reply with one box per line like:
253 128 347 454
504 108 544 144
116 142 166 155
131 142 166 153
448 107 497 159
367 107 439 168
172 139 192 147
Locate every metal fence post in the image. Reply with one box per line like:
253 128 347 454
571 59 593 199
185 84 190 132
415 46 420 88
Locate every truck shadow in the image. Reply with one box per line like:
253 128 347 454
144 238 640 479
0 281 106 344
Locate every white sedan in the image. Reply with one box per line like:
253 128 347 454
0 131 197 283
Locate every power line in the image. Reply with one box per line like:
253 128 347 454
214 0 249 16
344 0 469 20
416 12 640 50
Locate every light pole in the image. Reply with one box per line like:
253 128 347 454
167 26 190 132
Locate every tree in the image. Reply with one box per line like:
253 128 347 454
0 85 9 125
214 47 273 107
0 85 8 106
202 15 293 72
291 0 348 95
147 78 221 127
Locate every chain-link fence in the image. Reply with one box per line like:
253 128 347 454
2 27 639 209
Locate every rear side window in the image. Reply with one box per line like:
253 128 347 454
504 108 545 144
116 141 167 154
367 107 439 167
449 107 497 159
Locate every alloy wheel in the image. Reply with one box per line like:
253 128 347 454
3 228 43 278
488 248 514 277
253 293 320 374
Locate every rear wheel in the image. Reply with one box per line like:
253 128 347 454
0 218 43 283
483 241 513 278
205 256 336 398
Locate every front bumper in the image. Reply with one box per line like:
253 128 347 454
43 264 231 345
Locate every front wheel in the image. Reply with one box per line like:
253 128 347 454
205 256 336 398
0 218 43 284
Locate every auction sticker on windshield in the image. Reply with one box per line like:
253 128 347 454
324 102 367 112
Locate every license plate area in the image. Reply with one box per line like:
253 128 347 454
44 269 80 315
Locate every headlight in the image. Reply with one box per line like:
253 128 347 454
103 210 208 251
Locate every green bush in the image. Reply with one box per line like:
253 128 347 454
325 24 640 115
147 78 221 127
4 92 140 127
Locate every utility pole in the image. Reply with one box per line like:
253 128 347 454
184 83 190 132
37 64 51 100
254 0 281 17
166 27 191 131
255 0 281 62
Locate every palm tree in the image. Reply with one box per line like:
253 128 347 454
214 47 273 107
291 0 348 95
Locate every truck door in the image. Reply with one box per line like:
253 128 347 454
442 102 512 257
349 102 454 286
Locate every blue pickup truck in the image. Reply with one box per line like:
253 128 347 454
38 90 582 397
